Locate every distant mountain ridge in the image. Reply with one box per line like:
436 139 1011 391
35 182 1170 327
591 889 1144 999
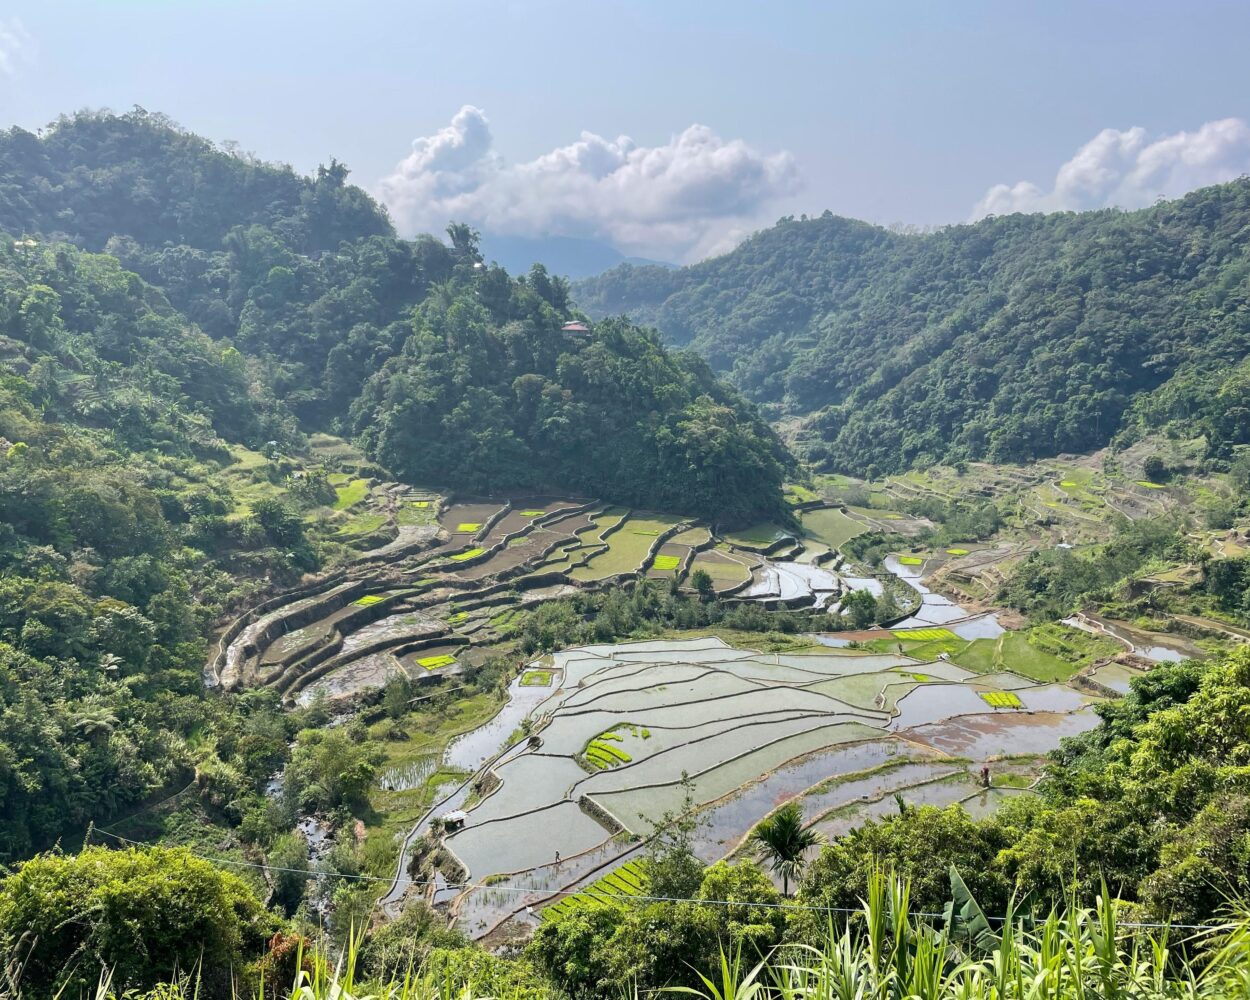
573 191 1250 475
479 232 672 279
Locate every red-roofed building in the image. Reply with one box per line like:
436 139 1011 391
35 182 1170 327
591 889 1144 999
561 321 591 337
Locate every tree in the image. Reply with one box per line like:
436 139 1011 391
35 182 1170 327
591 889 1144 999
641 774 705 898
691 568 715 600
1143 454 1168 482
250 498 304 547
798 803 1013 931
446 222 482 261
286 727 383 812
0 846 272 1000
268 832 310 916
842 587 878 628
747 800 822 896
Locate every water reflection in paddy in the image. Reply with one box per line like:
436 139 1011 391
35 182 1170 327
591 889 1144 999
903 709 1099 757
883 555 1005 634
445 670 558 771
454 838 641 936
808 773 980 840
446 799 611 877
688 740 906 858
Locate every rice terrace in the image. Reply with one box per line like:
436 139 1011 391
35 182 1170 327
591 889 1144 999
203 472 1144 941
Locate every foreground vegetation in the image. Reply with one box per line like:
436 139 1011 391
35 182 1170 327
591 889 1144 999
8 861 1250 1000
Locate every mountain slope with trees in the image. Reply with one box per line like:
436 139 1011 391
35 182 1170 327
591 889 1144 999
0 109 789 516
574 184 1250 475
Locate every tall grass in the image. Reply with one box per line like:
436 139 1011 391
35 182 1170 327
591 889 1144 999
23 874 1250 1000
681 873 1250 1000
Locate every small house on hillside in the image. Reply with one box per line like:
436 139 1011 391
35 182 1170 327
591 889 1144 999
561 321 591 339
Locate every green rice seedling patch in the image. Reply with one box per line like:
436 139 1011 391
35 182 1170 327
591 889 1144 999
450 547 485 561
589 740 632 763
543 861 647 920
1060 480 1078 488
447 611 469 625
580 726 643 768
908 672 932 682
353 594 385 607
333 478 370 510
980 690 1023 709
413 500 431 508
585 748 613 769
518 509 546 517
652 554 681 571
945 547 970 556
327 472 350 486
417 653 457 670
455 522 482 533
520 669 553 687
892 627 957 642
898 555 924 566
1135 480 1166 489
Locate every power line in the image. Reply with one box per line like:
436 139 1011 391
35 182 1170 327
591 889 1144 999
88 828 1220 933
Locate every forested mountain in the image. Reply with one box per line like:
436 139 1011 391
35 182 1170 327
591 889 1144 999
574 185 1250 475
0 109 392 253
0 237 297 855
0 110 787 516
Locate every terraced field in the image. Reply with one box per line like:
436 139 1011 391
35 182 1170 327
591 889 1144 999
211 466 1200 944
395 635 1101 939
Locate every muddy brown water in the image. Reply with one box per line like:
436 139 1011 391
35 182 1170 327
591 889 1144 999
901 709 1100 757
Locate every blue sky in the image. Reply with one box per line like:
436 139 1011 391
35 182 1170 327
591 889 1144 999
2 1 1249 259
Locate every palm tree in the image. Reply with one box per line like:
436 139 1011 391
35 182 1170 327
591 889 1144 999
747 801 822 896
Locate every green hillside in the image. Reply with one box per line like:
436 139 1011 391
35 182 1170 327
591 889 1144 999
574 184 1250 475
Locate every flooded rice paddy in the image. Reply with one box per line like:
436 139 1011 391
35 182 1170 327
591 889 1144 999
392 634 1101 936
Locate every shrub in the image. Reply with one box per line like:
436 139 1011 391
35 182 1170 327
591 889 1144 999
0 846 272 1000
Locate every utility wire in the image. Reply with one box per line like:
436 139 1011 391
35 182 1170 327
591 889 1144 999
88 828 1221 933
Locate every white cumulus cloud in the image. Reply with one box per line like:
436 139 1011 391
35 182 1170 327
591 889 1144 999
971 118 1250 219
378 105 800 261
0 18 32 78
